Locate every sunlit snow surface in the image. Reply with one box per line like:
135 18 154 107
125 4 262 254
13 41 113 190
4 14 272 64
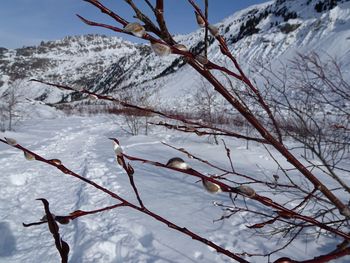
0 111 348 263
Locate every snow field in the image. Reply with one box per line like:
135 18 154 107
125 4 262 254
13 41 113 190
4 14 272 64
0 115 348 262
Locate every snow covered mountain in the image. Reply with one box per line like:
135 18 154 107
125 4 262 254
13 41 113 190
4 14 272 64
0 0 349 105
0 34 150 103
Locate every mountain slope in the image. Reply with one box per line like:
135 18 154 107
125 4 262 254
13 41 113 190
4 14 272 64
0 35 146 103
0 0 349 105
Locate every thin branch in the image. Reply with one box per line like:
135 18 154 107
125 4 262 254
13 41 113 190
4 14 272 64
162 142 294 188
222 139 235 173
144 0 155 12
187 0 283 144
83 0 128 26
76 15 124 33
0 138 247 262
30 79 269 144
204 0 208 58
150 121 268 143
121 151 350 240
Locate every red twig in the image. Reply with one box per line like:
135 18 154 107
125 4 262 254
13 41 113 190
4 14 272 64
150 121 268 143
121 151 350 240
204 0 208 58
30 79 269 144
37 198 69 263
154 0 173 42
83 0 128 26
187 0 283 144
222 139 235 172
0 138 248 262
76 15 123 33
161 142 294 188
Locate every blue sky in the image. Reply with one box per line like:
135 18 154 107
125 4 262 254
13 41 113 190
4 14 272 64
0 0 268 49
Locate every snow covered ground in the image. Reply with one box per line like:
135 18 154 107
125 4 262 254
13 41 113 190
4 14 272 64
0 113 348 263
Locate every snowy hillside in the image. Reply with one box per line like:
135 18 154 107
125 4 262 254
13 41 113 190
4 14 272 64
0 35 148 103
155 0 350 105
1 0 350 106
